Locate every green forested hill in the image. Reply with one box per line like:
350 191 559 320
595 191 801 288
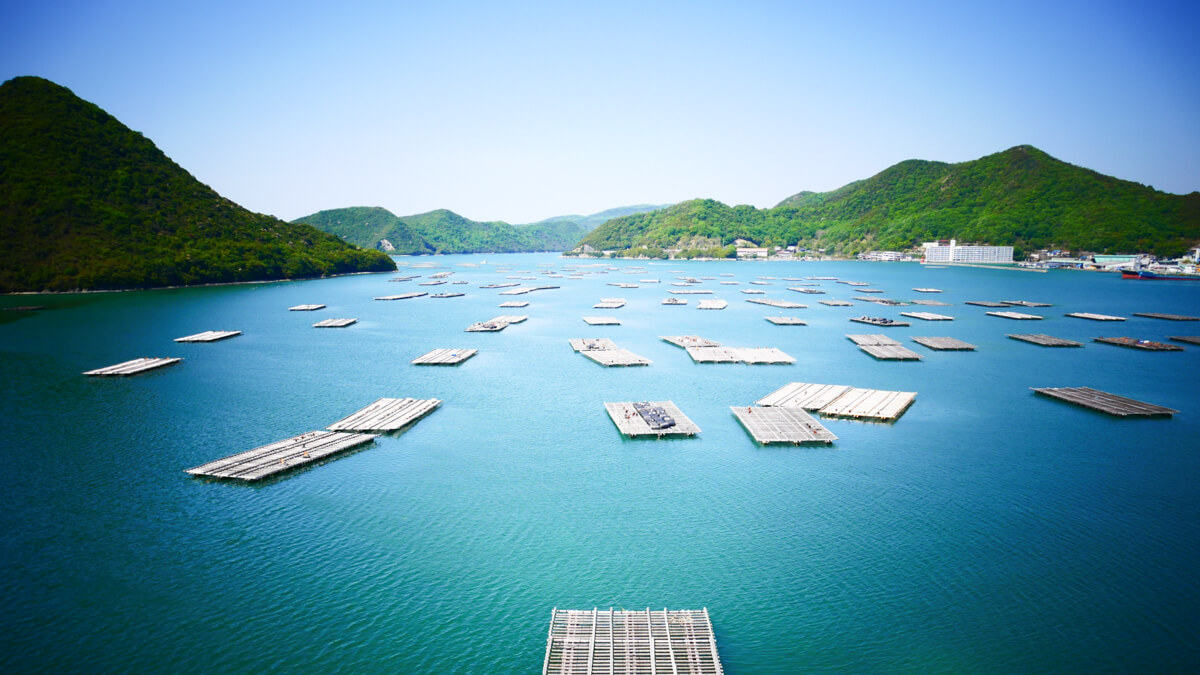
0 76 395 292
293 207 587 254
580 146 1200 258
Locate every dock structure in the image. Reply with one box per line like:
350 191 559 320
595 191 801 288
755 382 916 421
375 292 427 300
765 316 806 325
1169 336 1200 345
326 397 442 432
1093 337 1184 351
662 297 687 305
912 336 977 351
697 300 728 310
746 298 806 309
900 312 953 321
661 335 721 349
185 430 378 482
731 406 837 444
174 330 242 343
1135 313 1200 321
313 318 358 328
846 334 921 360
582 316 622 325
986 311 1043 320
849 316 909 327
594 298 626 309
819 299 854 306
1032 387 1178 417
83 357 181 376
1008 333 1083 347
910 299 951 306
1066 312 1126 321
499 301 530 308
542 608 723 675
966 301 1009 307
603 402 699 436
288 304 325 311
466 315 528 332
411 348 478 365
1002 300 1052 307
686 346 794 364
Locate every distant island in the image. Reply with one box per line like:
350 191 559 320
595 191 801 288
292 204 669 255
575 146 1200 259
0 76 395 293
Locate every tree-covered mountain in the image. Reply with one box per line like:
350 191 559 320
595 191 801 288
293 207 587 254
0 76 395 293
532 204 673 232
579 146 1200 258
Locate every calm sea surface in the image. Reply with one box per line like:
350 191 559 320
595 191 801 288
2 255 1199 673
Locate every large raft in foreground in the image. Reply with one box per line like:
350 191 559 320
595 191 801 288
543 608 723 675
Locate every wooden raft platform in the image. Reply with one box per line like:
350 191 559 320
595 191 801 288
83 357 181 376
850 316 909 327
604 402 699 437
1032 387 1177 417
746 298 806 309
662 297 687 305
910 299 951 306
912 336 977 351
314 318 357 327
186 430 377 481
411 348 478 365
1066 312 1126 321
288 304 325 311
819 299 854 306
1008 333 1082 347
731 406 836 444
900 312 953 321
1169 336 1200 345
466 315 528 332
1002 300 1051 307
326 397 442 432
582 316 621 325
1135 313 1200 321
669 289 713 295
860 345 922 360
499 301 529 308
175 330 242 343
543 608 722 675
967 301 1009 307
1094 337 1184 351
764 316 806 325
986 311 1042 320
661 335 721 348
594 298 626 308
686 346 794 364
697 300 728 310
571 338 650 366
375 292 427 300
755 382 916 421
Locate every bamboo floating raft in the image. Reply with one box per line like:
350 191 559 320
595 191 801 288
697 300 728 310
720 281 740 285
314 318 357 327
569 338 618 351
1032 387 1177 417
1002 300 1052 307
326 397 442 432
669 289 713 294
418 280 446 286
849 316 909 327
900 311 953 321
686 346 794 364
855 297 907 306
84 357 181 376
375 292 427 300
838 281 871 286
288 304 325 311
662 297 687 305
740 289 766 295
1066 312 1126 321
967 301 1009 307
430 292 464 298
499 285 559 295
499 301 529 308
411 348 478 365
819 299 854 306
570 338 651 366
1093 337 1184 351
846 334 922 360
913 288 942 293
604 402 699 436
856 288 886 294
480 282 520 289
661 335 721 348
388 275 419 281
910 299 951 306
1135 313 1200 321
1169 336 1200 345
174 330 242 343
764 316 806 325
912 336 977 351
466 315 528 332
582 316 621 325
789 287 826 294
542 608 723 675
594 298 626 308
186 430 378 482
731 406 837 444
755 381 917 421
746 298 806 309
1008 333 1084 347
986 311 1043 320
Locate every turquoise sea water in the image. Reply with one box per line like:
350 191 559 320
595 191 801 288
2 254 1198 673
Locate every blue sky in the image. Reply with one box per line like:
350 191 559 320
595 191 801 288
3 0 1198 223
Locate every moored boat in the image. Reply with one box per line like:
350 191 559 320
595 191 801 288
1121 269 1200 281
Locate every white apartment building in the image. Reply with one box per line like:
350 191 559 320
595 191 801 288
921 239 1013 264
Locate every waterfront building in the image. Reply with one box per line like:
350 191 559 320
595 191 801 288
921 239 1013 264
